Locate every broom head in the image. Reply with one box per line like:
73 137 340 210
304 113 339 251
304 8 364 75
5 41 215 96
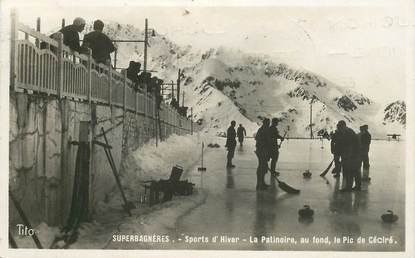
276 179 300 194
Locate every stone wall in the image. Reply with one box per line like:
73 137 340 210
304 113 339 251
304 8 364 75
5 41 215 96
9 92 190 227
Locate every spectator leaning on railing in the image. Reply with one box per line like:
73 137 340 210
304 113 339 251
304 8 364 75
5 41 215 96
82 20 116 65
59 17 88 54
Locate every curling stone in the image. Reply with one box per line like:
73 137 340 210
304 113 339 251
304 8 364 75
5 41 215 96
303 170 312 178
361 177 371 182
381 210 398 223
298 205 314 218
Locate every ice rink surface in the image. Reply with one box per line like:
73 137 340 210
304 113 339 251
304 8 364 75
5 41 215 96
173 138 405 251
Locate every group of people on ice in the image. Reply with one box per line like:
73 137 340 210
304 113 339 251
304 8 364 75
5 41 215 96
330 121 371 192
225 118 371 192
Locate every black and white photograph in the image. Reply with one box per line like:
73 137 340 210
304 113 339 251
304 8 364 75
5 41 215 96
1 0 414 257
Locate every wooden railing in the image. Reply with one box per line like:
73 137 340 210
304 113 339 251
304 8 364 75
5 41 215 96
9 11 193 134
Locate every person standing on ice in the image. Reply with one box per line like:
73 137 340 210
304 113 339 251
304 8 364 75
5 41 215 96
336 120 361 192
358 124 371 181
58 17 88 54
82 20 116 65
330 128 342 178
237 124 247 147
269 118 284 174
225 121 237 168
255 118 271 190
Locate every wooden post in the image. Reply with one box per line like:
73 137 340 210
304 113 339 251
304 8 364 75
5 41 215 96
56 32 64 98
87 49 92 103
143 19 148 72
61 18 65 29
177 69 181 104
59 98 68 225
108 60 112 107
153 93 158 147
10 9 18 91
309 98 313 139
78 121 93 220
191 107 193 135
114 48 117 69
123 70 127 112
135 89 138 114
143 84 147 141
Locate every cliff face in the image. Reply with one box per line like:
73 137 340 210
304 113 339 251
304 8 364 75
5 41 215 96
383 101 406 126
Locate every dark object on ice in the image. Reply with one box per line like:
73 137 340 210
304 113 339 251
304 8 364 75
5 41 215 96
173 179 195 195
387 134 401 141
298 216 314 225
207 143 220 148
303 169 312 178
361 177 371 182
101 127 135 216
144 165 195 206
298 205 314 218
381 210 399 223
268 167 300 194
9 190 44 249
198 143 207 171
144 165 183 205
320 159 334 177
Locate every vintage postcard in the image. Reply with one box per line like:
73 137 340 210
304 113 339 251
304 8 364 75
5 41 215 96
0 0 414 257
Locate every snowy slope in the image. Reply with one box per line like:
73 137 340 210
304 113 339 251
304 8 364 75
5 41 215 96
91 21 405 138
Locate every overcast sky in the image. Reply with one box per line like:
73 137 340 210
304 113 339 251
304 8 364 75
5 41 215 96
12 1 415 103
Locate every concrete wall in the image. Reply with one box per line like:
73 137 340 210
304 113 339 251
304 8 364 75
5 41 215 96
9 92 189 227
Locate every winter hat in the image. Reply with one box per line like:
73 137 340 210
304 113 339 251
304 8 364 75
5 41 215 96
73 17 86 26
337 120 346 127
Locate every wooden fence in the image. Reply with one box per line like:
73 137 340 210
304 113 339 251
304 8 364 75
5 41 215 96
9 11 193 134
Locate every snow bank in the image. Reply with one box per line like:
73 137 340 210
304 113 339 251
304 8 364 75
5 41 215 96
92 133 206 215
121 133 204 190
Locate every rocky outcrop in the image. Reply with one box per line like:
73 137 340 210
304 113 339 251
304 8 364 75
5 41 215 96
384 101 406 125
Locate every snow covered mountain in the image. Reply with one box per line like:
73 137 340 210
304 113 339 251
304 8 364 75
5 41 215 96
383 101 406 125
91 21 405 139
